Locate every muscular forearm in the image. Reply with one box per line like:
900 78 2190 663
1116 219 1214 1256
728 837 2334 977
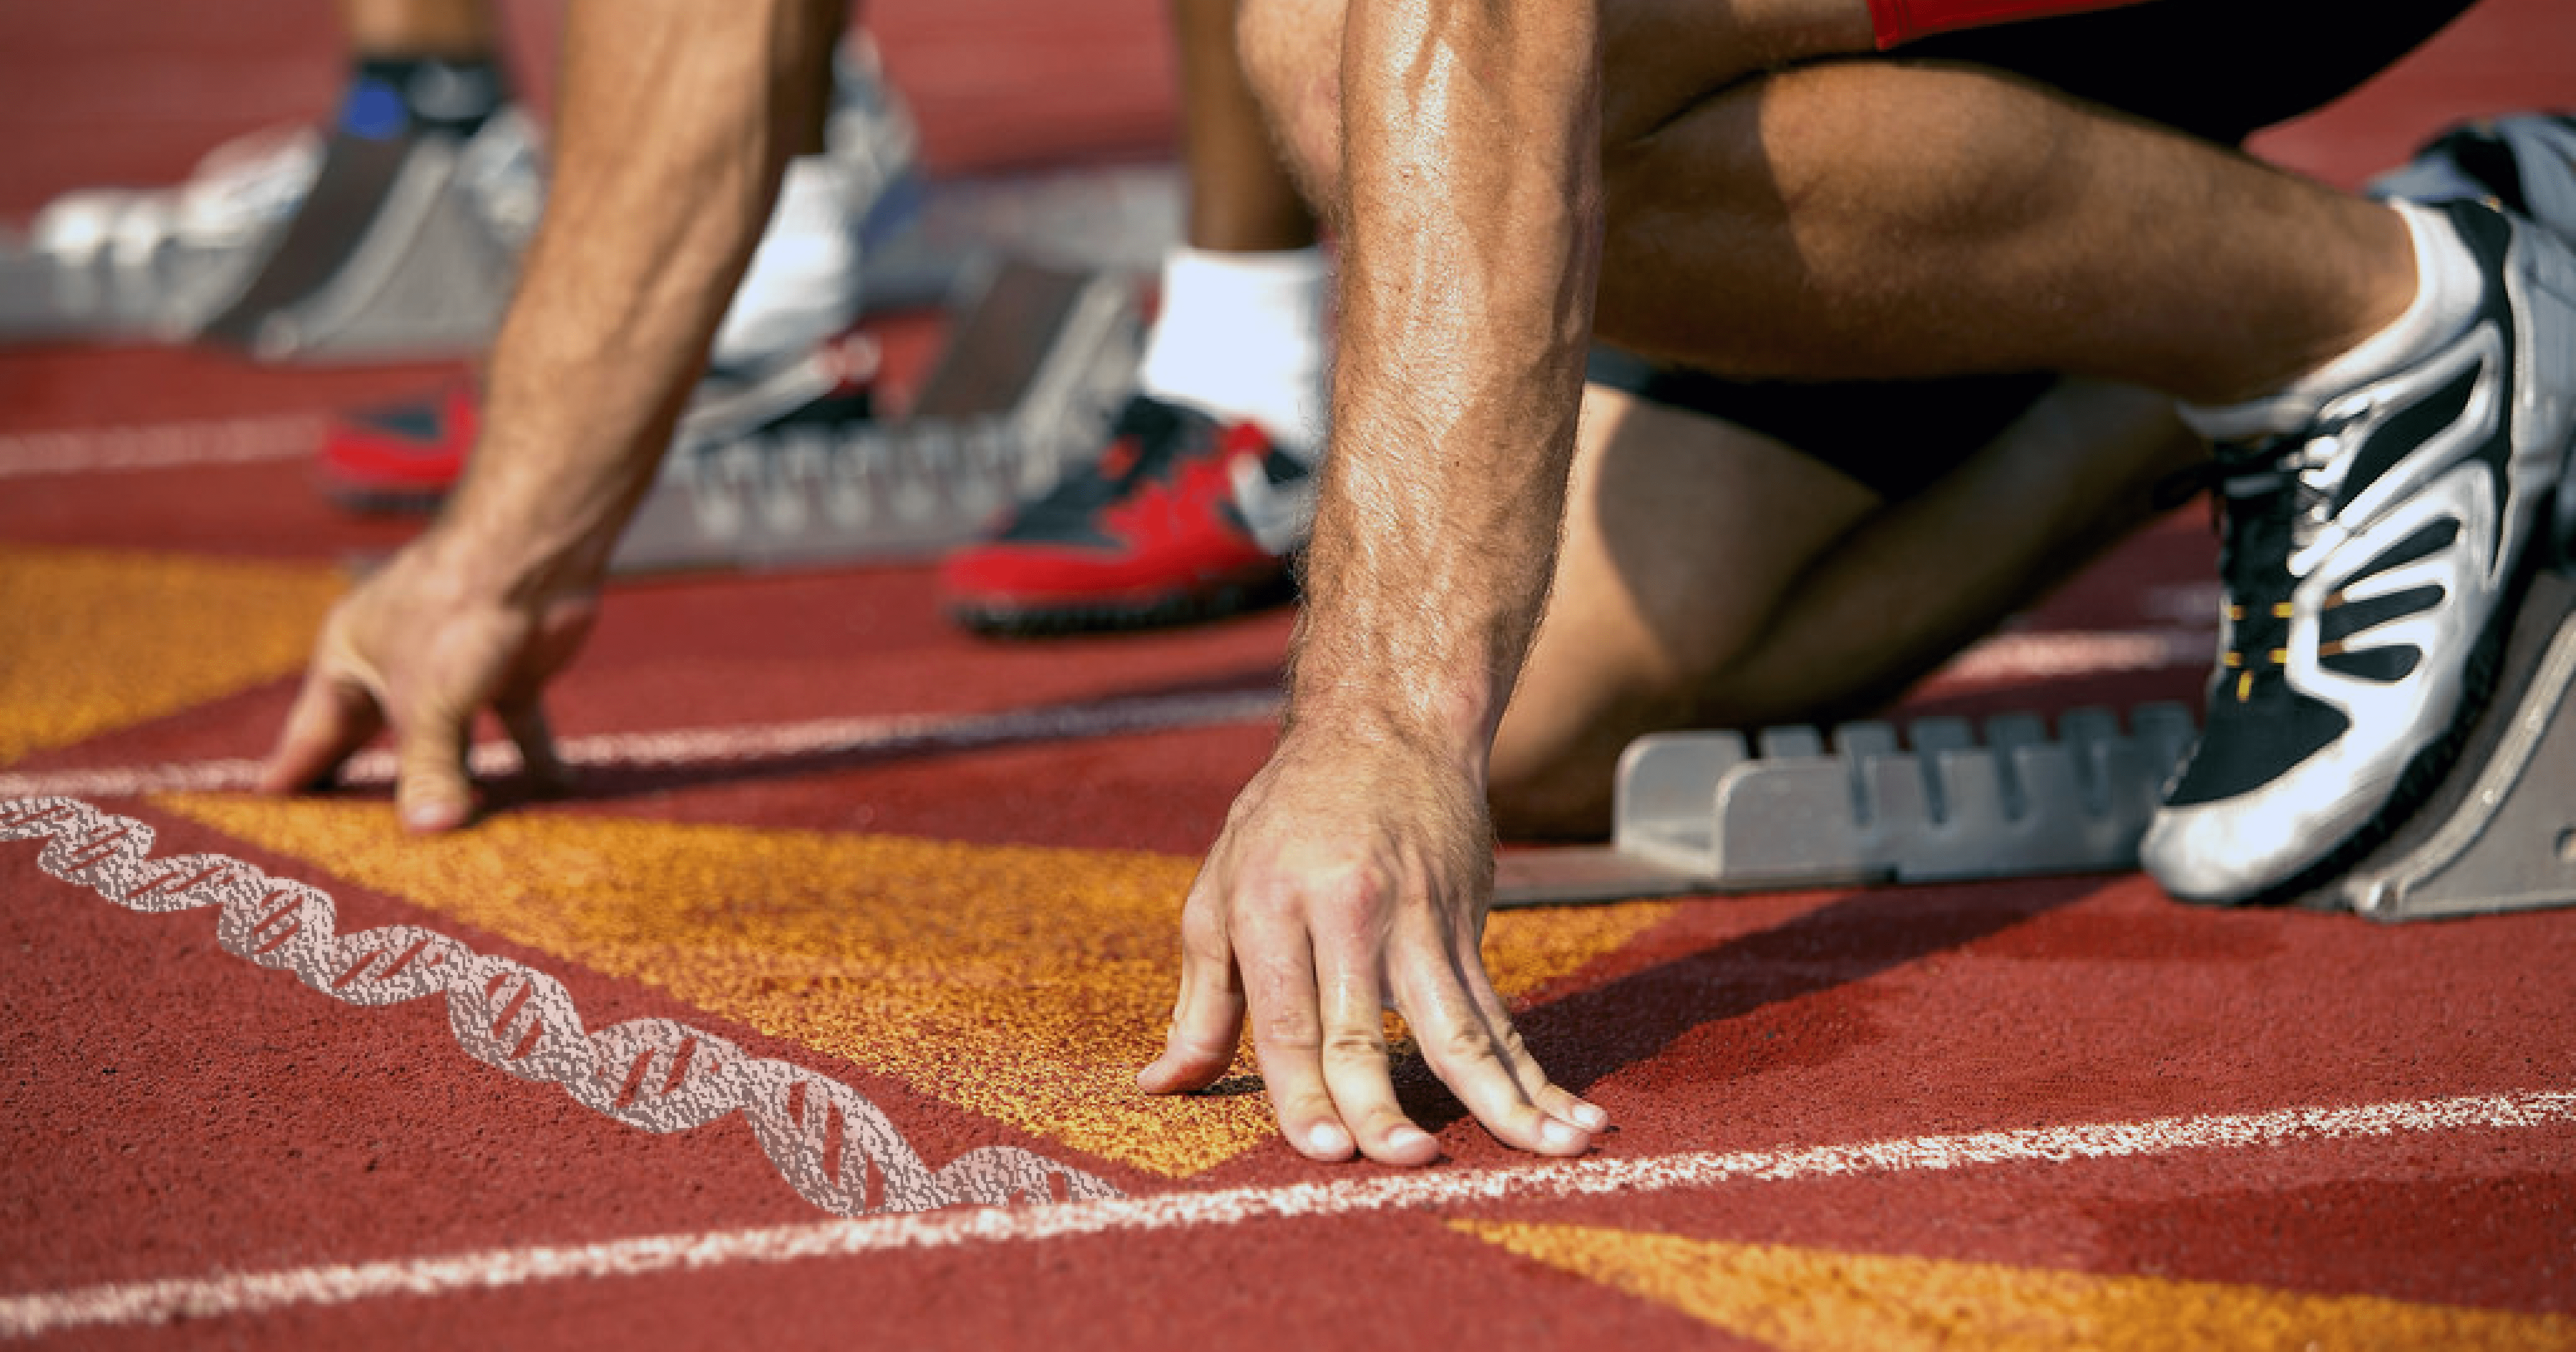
432 0 840 596
1290 0 1603 762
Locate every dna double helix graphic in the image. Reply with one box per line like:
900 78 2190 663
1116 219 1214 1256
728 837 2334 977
1 797 1122 1217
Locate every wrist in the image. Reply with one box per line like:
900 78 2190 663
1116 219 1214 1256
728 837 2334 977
1280 673 1500 781
415 485 613 607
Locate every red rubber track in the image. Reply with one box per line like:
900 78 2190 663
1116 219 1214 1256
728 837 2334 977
4 2 2574 1348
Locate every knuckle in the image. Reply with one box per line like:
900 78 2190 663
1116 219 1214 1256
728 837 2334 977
1280 1088 1340 1123
1252 1015 1323 1054
1438 1022 1500 1064
1323 1029 1389 1063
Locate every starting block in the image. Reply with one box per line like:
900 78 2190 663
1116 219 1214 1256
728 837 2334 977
0 148 1174 361
0 118 537 358
195 125 533 362
608 258 1141 572
1495 704 2197 908
2297 564 2576 922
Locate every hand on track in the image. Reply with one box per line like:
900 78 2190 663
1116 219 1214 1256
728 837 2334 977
1138 732 1607 1164
258 538 597 832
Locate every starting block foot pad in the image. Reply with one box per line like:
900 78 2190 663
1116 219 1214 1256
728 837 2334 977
198 128 525 362
608 258 1140 573
0 119 533 359
2297 566 2576 922
1495 703 2196 908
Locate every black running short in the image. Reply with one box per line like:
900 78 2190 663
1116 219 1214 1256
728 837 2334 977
1588 0 2477 500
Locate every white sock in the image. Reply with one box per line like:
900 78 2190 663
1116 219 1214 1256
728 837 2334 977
2179 200 2483 441
1136 245 1330 460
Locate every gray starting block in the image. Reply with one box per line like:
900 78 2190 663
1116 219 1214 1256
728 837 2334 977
196 127 532 362
1494 704 2196 908
2300 566 2576 922
0 118 536 358
608 258 1141 572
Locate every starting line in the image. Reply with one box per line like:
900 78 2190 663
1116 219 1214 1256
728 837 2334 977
6 1084 2569 1337
0 414 324 478
0 629 2205 803
0 689 1286 801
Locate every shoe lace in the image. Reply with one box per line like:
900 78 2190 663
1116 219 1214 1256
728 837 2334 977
2192 415 2354 705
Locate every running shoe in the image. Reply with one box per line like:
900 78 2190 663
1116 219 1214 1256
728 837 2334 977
317 330 880 512
316 376 481 512
937 393 1314 634
2370 113 2576 243
2141 199 2576 903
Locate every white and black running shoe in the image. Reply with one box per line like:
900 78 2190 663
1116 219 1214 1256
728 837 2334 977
2142 199 2576 903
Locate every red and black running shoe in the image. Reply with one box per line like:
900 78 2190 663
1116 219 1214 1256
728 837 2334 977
316 376 478 512
315 332 881 514
939 393 1314 635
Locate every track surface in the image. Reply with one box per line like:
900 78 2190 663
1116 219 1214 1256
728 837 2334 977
5 1 2575 1346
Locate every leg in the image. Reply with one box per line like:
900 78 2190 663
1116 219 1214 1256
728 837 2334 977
1243 0 2405 405
1492 378 2199 837
939 0 1332 634
1176 0 1320 253
340 0 498 58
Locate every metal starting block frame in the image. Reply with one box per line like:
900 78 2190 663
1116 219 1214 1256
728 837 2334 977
1494 704 2196 908
2299 566 2576 922
0 121 534 359
608 258 1141 572
196 131 528 362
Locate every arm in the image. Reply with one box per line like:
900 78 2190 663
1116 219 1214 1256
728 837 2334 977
1140 0 1607 1163
261 0 843 829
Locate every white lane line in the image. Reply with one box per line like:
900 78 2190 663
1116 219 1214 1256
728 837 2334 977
0 630 2202 803
6 1085 2567 1337
0 415 324 479
0 689 1285 800
1937 628 2211 684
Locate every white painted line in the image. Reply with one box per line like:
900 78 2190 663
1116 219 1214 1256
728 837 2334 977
0 689 1284 800
0 630 2200 804
0 415 324 479
1937 628 2211 684
2 798 1122 1261
6 1084 2568 1337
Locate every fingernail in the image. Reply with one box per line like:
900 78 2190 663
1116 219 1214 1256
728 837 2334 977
1387 1125 1433 1153
1308 1123 1351 1156
1571 1102 1609 1131
1540 1119 1585 1151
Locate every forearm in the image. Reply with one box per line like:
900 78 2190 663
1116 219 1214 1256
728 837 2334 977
1290 0 1603 762
431 0 840 596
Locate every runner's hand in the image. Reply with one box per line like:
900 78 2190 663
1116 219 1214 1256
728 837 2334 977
1137 731 1608 1163
258 536 597 832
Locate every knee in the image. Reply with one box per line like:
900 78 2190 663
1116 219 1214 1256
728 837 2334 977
1239 0 1349 216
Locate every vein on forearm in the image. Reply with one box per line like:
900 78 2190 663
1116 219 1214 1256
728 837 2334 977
1291 0 1602 758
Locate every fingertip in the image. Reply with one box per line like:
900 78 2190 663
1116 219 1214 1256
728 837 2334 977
1301 1121 1354 1161
1536 1117 1591 1156
1136 1055 1188 1094
1137 1045 1228 1095
399 795 471 834
1378 1123 1440 1167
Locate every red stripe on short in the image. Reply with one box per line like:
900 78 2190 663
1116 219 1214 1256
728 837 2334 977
1870 0 2152 48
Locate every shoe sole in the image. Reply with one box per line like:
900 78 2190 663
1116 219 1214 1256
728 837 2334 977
317 478 452 516
947 568 1297 638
